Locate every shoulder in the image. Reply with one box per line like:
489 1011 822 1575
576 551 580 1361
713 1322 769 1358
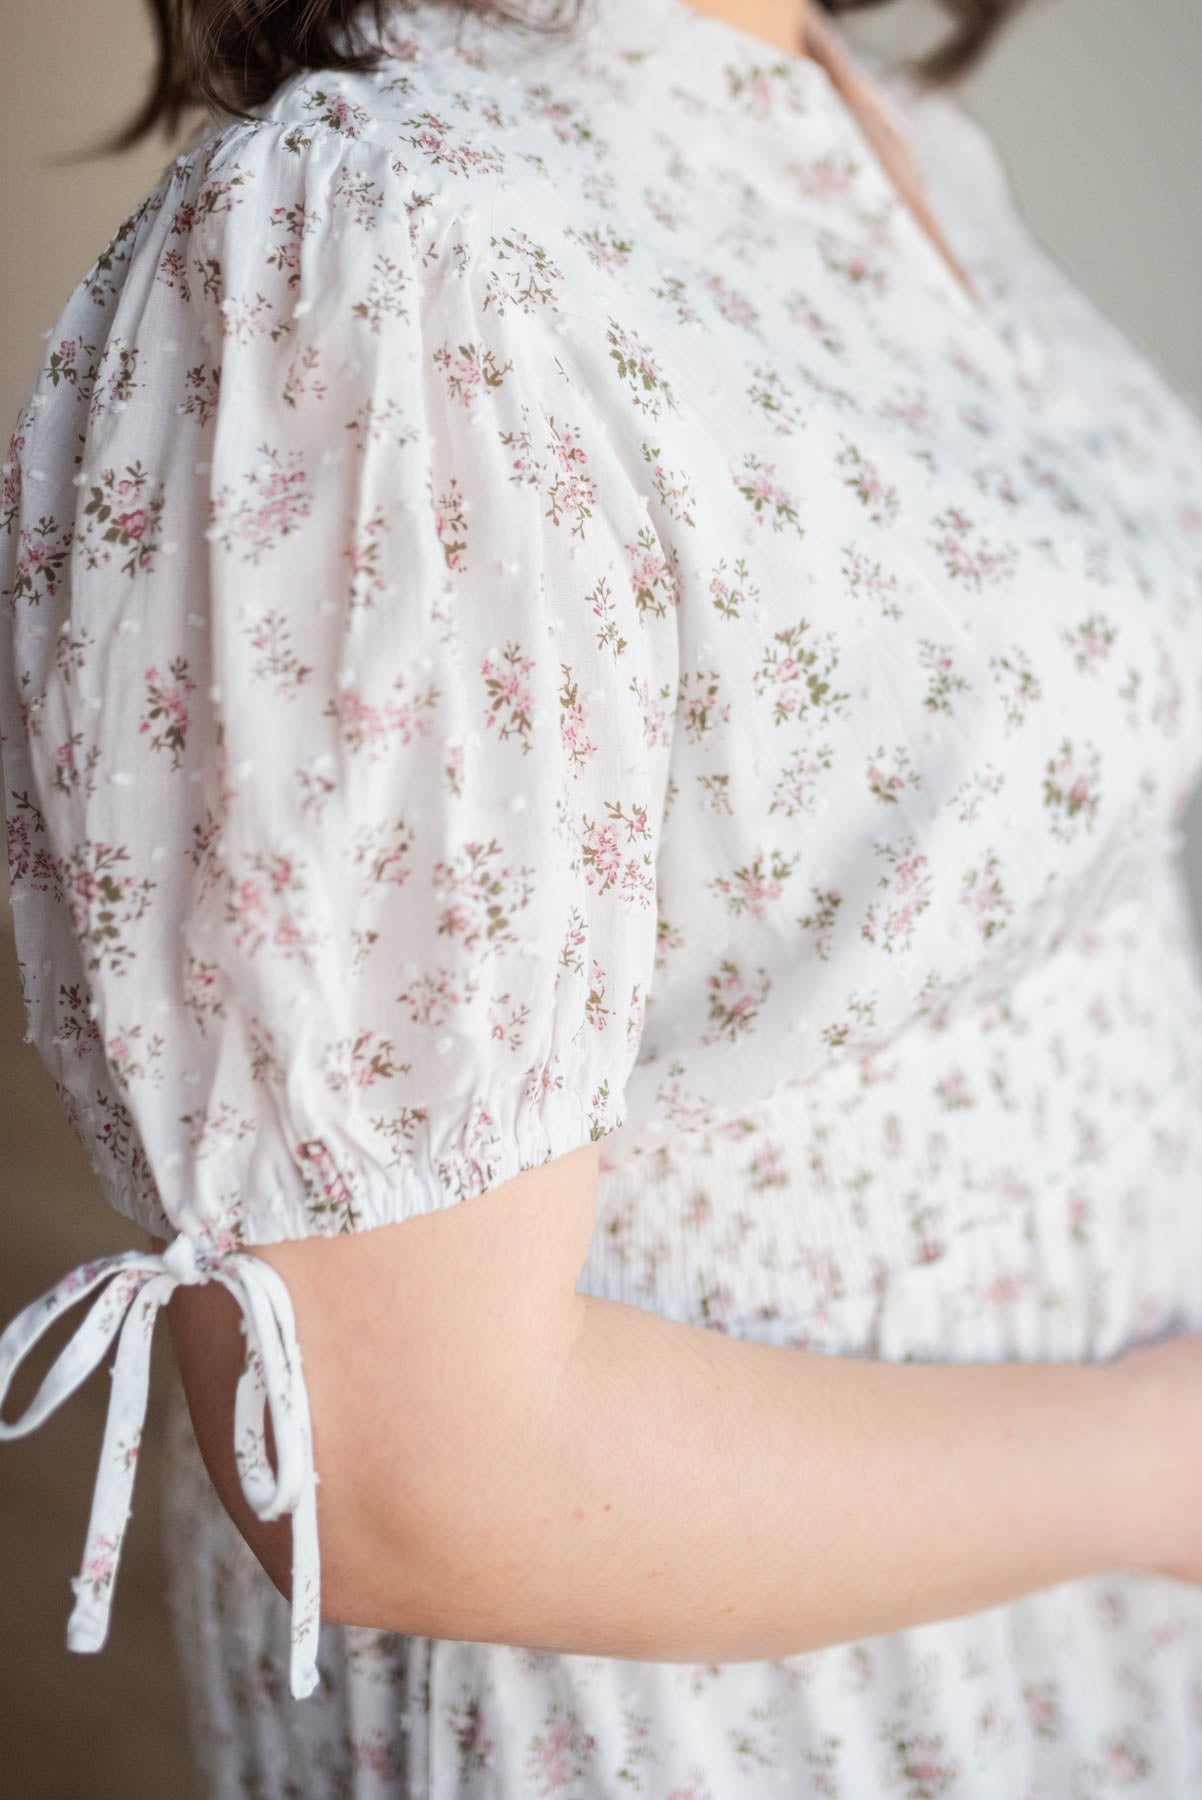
5 17 690 635
16 8 698 466
185 15 611 278
83 35 631 437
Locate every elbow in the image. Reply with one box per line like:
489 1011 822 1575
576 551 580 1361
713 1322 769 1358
305 1480 540 1644
301 1366 582 1644
212 1334 579 1642
208 1196 595 1641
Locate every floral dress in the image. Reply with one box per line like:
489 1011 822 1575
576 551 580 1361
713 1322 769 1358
3 0 1202 1791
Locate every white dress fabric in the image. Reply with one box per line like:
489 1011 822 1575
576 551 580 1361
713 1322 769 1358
4 0 1202 1789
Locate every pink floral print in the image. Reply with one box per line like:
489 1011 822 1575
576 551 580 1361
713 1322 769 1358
4 0 1202 1787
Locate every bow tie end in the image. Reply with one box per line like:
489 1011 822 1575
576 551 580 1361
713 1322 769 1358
0 1233 323 1701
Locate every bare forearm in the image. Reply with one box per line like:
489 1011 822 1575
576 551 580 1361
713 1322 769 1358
346 1292 1133 1657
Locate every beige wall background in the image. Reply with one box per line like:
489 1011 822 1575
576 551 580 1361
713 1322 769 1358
0 1 1198 1792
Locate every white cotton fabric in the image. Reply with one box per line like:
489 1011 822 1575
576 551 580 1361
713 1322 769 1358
4 0 1202 1784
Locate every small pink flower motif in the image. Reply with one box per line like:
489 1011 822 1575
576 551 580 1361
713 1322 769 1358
894 855 924 894
344 692 381 737
561 703 593 758
351 1741 395 1777
740 871 781 912
617 858 653 904
1068 774 1090 806
884 395 937 432
533 1719 578 1787
590 824 622 880
79 1538 117 1592
268 856 295 895
441 900 472 938
1104 1739 1144 1781
858 464 884 504
899 1734 957 1785
554 434 586 475
6 812 31 878
63 1263 99 1297
162 686 189 727
253 474 303 539
964 885 993 930
794 153 857 201
272 914 306 955
235 876 268 926
1025 1688 1056 1731
629 546 667 589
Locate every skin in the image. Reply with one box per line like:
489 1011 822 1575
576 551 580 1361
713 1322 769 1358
147 0 1202 1655
148 1146 1202 1654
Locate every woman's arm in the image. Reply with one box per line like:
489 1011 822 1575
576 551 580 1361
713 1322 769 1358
152 1147 1193 1660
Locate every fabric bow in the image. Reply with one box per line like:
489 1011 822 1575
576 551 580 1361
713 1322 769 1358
0 1233 322 1700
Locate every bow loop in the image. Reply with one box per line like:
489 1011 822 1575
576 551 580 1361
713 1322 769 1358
161 1231 205 1287
0 1234 321 1700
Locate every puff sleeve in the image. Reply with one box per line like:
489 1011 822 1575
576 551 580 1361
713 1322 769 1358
0 115 677 1695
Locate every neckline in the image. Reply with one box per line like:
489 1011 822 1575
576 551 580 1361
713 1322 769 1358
577 0 992 327
798 15 986 315
375 0 1000 332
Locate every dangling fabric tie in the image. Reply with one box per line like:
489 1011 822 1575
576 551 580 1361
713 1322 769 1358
0 1232 322 1700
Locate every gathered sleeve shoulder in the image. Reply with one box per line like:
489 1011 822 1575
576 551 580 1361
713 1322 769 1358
0 112 678 1695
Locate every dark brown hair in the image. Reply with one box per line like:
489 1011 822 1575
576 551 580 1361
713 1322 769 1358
104 0 1027 155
